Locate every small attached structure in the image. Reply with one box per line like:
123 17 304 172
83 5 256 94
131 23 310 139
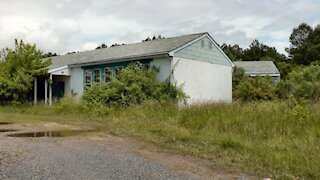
39 32 234 105
233 61 280 81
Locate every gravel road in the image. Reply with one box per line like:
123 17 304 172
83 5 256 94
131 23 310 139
0 136 197 180
0 123 253 180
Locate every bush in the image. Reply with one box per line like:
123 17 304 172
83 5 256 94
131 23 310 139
234 76 276 101
282 65 320 101
82 62 186 107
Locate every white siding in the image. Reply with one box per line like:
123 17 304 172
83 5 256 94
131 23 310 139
69 67 84 99
172 57 232 104
150 58 171 82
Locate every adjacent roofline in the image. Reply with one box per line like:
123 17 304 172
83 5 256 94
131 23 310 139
168 32 235 67
247 73 281 77
48 65 68 73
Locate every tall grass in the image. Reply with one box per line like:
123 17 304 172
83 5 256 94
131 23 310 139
0 98 319 179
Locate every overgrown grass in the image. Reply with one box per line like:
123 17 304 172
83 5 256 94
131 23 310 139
0 98 319 179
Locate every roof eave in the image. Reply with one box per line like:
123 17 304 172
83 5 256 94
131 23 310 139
69 53 169 68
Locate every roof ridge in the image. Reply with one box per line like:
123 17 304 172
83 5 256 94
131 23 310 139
50 32 207 58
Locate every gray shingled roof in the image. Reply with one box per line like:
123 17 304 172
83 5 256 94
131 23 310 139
233 61 280 76
48 32 206 69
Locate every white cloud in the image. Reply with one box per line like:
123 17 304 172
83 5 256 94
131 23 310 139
82 42 99 51
0 0 319 55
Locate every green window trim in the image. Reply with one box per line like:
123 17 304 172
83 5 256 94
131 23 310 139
115 66 124 78
85 69 92 87
93 68 102 84
82 60 151 90
105 67 113 83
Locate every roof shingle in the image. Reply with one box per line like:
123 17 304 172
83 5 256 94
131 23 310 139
48 32 206 69
233 61 280 75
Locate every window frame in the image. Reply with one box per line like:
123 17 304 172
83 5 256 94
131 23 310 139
105 67 113 82
115 66 124 77
85 69 93 88
93 68 102 84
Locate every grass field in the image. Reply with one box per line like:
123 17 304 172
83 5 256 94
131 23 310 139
0 99 319 179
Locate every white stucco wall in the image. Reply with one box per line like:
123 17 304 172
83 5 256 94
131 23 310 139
150 57 171 82
69 67 84 99
172 57 232 104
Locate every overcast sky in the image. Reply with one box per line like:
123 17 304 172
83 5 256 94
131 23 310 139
0 0 319 55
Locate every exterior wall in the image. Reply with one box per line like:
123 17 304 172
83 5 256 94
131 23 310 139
150 57 171 82
68 59 152 99
172 57 232 104
69 67 84 99
175 36 232 67
82 59 151 85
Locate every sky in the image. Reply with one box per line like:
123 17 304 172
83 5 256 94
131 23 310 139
0 0 319 55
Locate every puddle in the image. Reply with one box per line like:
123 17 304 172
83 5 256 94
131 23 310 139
0 129 17 133
7 130 92 138
0 122 12 125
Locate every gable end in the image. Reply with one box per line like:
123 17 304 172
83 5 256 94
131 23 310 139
170 34 234 67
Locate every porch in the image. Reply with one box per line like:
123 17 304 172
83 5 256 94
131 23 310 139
33 66 70 106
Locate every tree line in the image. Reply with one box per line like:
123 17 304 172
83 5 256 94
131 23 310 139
229 23 320 101
222 23 320 79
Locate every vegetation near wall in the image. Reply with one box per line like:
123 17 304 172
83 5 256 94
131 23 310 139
82 62 186 109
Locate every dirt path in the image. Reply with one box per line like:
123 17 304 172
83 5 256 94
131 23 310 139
0 123 255 180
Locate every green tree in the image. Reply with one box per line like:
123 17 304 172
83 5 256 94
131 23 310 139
242 39 286 62
286 23 320 65
221 43 243 61
0 39 51 102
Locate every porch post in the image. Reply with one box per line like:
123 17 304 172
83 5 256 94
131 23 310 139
45 79 48 105
34 77 37 105
49 74 52 106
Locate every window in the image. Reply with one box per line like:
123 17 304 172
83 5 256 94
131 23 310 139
85 69 92 87
115 66 123 77
93 69 101 84
142 64 150 70
105 67 112 82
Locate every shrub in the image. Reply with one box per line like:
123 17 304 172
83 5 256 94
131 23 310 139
282 65 320 101
82 62 186 107
234 76 276 101
232 67 245 87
